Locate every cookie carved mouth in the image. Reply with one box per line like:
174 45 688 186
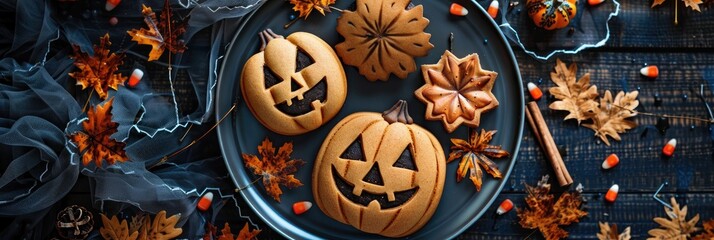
275 78 327 116
332 166 418 209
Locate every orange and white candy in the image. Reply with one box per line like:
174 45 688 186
487 0 499 19
527 82 543 101
496 199 514 215
450 3 468 16
588 0 605 6
605 184 619 203
662 138 677 157
602 153 619 169
292 201 312 215
105 0 121 11
640 65 659 78
196 192 213 211
128 69 144 88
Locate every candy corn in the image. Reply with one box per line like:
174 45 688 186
588 0 605 6
496 199 513 215
662 138 677 157
197 192 213 211
602 153 619 169
105 0 121 11
128 69 144 88
605 184 619 203
450 3 468 16
527 82 543 101
487 0 499 19
292 201 312 215
640 65 659 79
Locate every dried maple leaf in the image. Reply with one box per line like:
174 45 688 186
69 33 126 100
648 197 701 240
582 90 639 146
203 222 217 240
290 0 335 19
597 222 631 240
693 219 714 240
100 214 139 240
517 175 588 240
447 129 509 191
652 0 703 11
127 0 187 61
216 223 261 240
335 0 433 81
415 51 499 133
242 138 305 202
548 59 599 123
70 98 128 167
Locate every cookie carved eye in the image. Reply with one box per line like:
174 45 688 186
340 135 365 161
392 145 417 171
295 48 315 72
263 66 281 89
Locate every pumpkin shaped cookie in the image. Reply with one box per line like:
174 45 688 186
312 100 445 237
335 0 434 81
526 0 577 30
241 29 347 135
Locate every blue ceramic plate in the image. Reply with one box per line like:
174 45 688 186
216 0 524 238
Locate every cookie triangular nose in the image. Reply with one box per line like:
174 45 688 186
291 77 301 92
362 162 384 186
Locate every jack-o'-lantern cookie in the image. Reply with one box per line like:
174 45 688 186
241 29 347 135
414 50 499 133
335 0 434 81
312 100 445 237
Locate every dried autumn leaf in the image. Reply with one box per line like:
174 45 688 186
652 0 703 12
203 223 217 240
70 98 128 167
145 210 182 240
290 0 335 19
216 223 261 240
548 59 599 123
100 214 139 240
69 33 126 100
127 0 187 61
414 51 499 133
335 0 433 81
242 138 305 202
648 197 701 240
517 175 588 240
447 129 509 191
582 90 639 146
597 222 631 240
693 219 714 240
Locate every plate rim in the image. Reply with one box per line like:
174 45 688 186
215 0 525 238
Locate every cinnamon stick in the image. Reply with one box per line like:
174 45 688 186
526 102 573 186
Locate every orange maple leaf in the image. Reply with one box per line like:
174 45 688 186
517 176 588 240
127 0 187 61
69 33 126 100
217 223 261 240
447 129 509 191
290 0 335 19
70 98 128 167
242 138 304 202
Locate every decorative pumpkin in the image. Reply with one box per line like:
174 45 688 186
312 100 446 237
526 0 578 30
241 29 347 135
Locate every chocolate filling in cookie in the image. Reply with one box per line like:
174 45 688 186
264 49 327 116
332 137 419 209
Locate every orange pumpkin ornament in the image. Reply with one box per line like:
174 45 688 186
312 100 446 237
526 0 577 30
